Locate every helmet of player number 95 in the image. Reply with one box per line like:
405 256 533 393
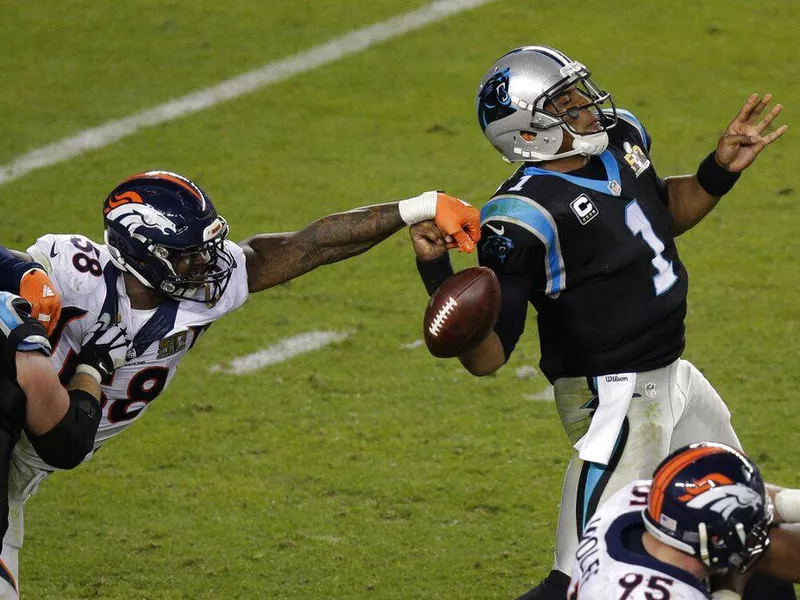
103 170 235 304
643 442 773 574
476 45 617 163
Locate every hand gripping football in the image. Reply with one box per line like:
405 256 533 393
423 267 501 358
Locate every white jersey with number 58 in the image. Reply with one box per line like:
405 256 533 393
12 233 250 472
568 480 711 600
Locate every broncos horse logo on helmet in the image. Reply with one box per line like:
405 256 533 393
103 171 235 305
679 473 764 521
106 204 180 237
643 442 773 574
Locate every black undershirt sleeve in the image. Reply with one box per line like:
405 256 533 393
492 272 532 360
477 219 540 362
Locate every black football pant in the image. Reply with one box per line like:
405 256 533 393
0 377 24 547
744 575 797 600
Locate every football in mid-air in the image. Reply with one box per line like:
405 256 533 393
423 267 501 358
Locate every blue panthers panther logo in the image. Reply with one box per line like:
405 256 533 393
478 68 516 131
480 234 515 265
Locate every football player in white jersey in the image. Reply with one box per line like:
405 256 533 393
0 169 481 598
568 443 800 599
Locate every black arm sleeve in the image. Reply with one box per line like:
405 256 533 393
416 253 455 296
493 272 532 360
477 220 539 361
26 389 100 470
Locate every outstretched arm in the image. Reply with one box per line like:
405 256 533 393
240 193 480 293
667 93 787 236
241 203 404 292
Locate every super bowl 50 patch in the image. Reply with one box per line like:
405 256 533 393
157 331 188 358
623 141 651 177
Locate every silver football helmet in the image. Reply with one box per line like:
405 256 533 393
476 46 617 162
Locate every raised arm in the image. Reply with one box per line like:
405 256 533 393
667 93 787 236
240 193 480 293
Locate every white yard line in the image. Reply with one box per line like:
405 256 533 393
0 0 496 187
209 330 353 375
523 386 555 402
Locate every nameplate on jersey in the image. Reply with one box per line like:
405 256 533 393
623 141 651 177
570 194 598 225
157 331 188 359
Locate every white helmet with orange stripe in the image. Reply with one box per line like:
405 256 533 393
643 442 773 574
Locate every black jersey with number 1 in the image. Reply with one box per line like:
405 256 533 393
478 109 688 383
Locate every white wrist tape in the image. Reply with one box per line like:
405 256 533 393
398 191 438 225
711 591 741 600
76 364 102 385
775 489 800 523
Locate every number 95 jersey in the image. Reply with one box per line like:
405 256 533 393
13 233 250 472
568 480 710 599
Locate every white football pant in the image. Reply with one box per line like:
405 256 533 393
550 358 741 576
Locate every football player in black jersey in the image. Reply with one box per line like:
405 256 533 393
0 292 129 592
411 46 788 600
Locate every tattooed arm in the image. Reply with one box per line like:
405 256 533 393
239 203 408 293
240 194 481 293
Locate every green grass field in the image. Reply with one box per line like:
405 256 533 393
1 1 798 598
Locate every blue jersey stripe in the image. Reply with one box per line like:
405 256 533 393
481 195 565 295
522 150 622 196
616 109 649 149
582 462 606 530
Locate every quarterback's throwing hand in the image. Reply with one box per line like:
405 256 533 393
715 93 788 173
18 268 61 336
78 320 131 384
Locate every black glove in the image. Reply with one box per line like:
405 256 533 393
77 320 131 384
0 292 51 382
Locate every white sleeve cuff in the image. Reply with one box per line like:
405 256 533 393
775 489 800 523
398 191 438 225
76 364 102 385
711 591 741 600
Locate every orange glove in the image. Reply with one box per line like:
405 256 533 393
19 268 61 336
433 193 481 253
